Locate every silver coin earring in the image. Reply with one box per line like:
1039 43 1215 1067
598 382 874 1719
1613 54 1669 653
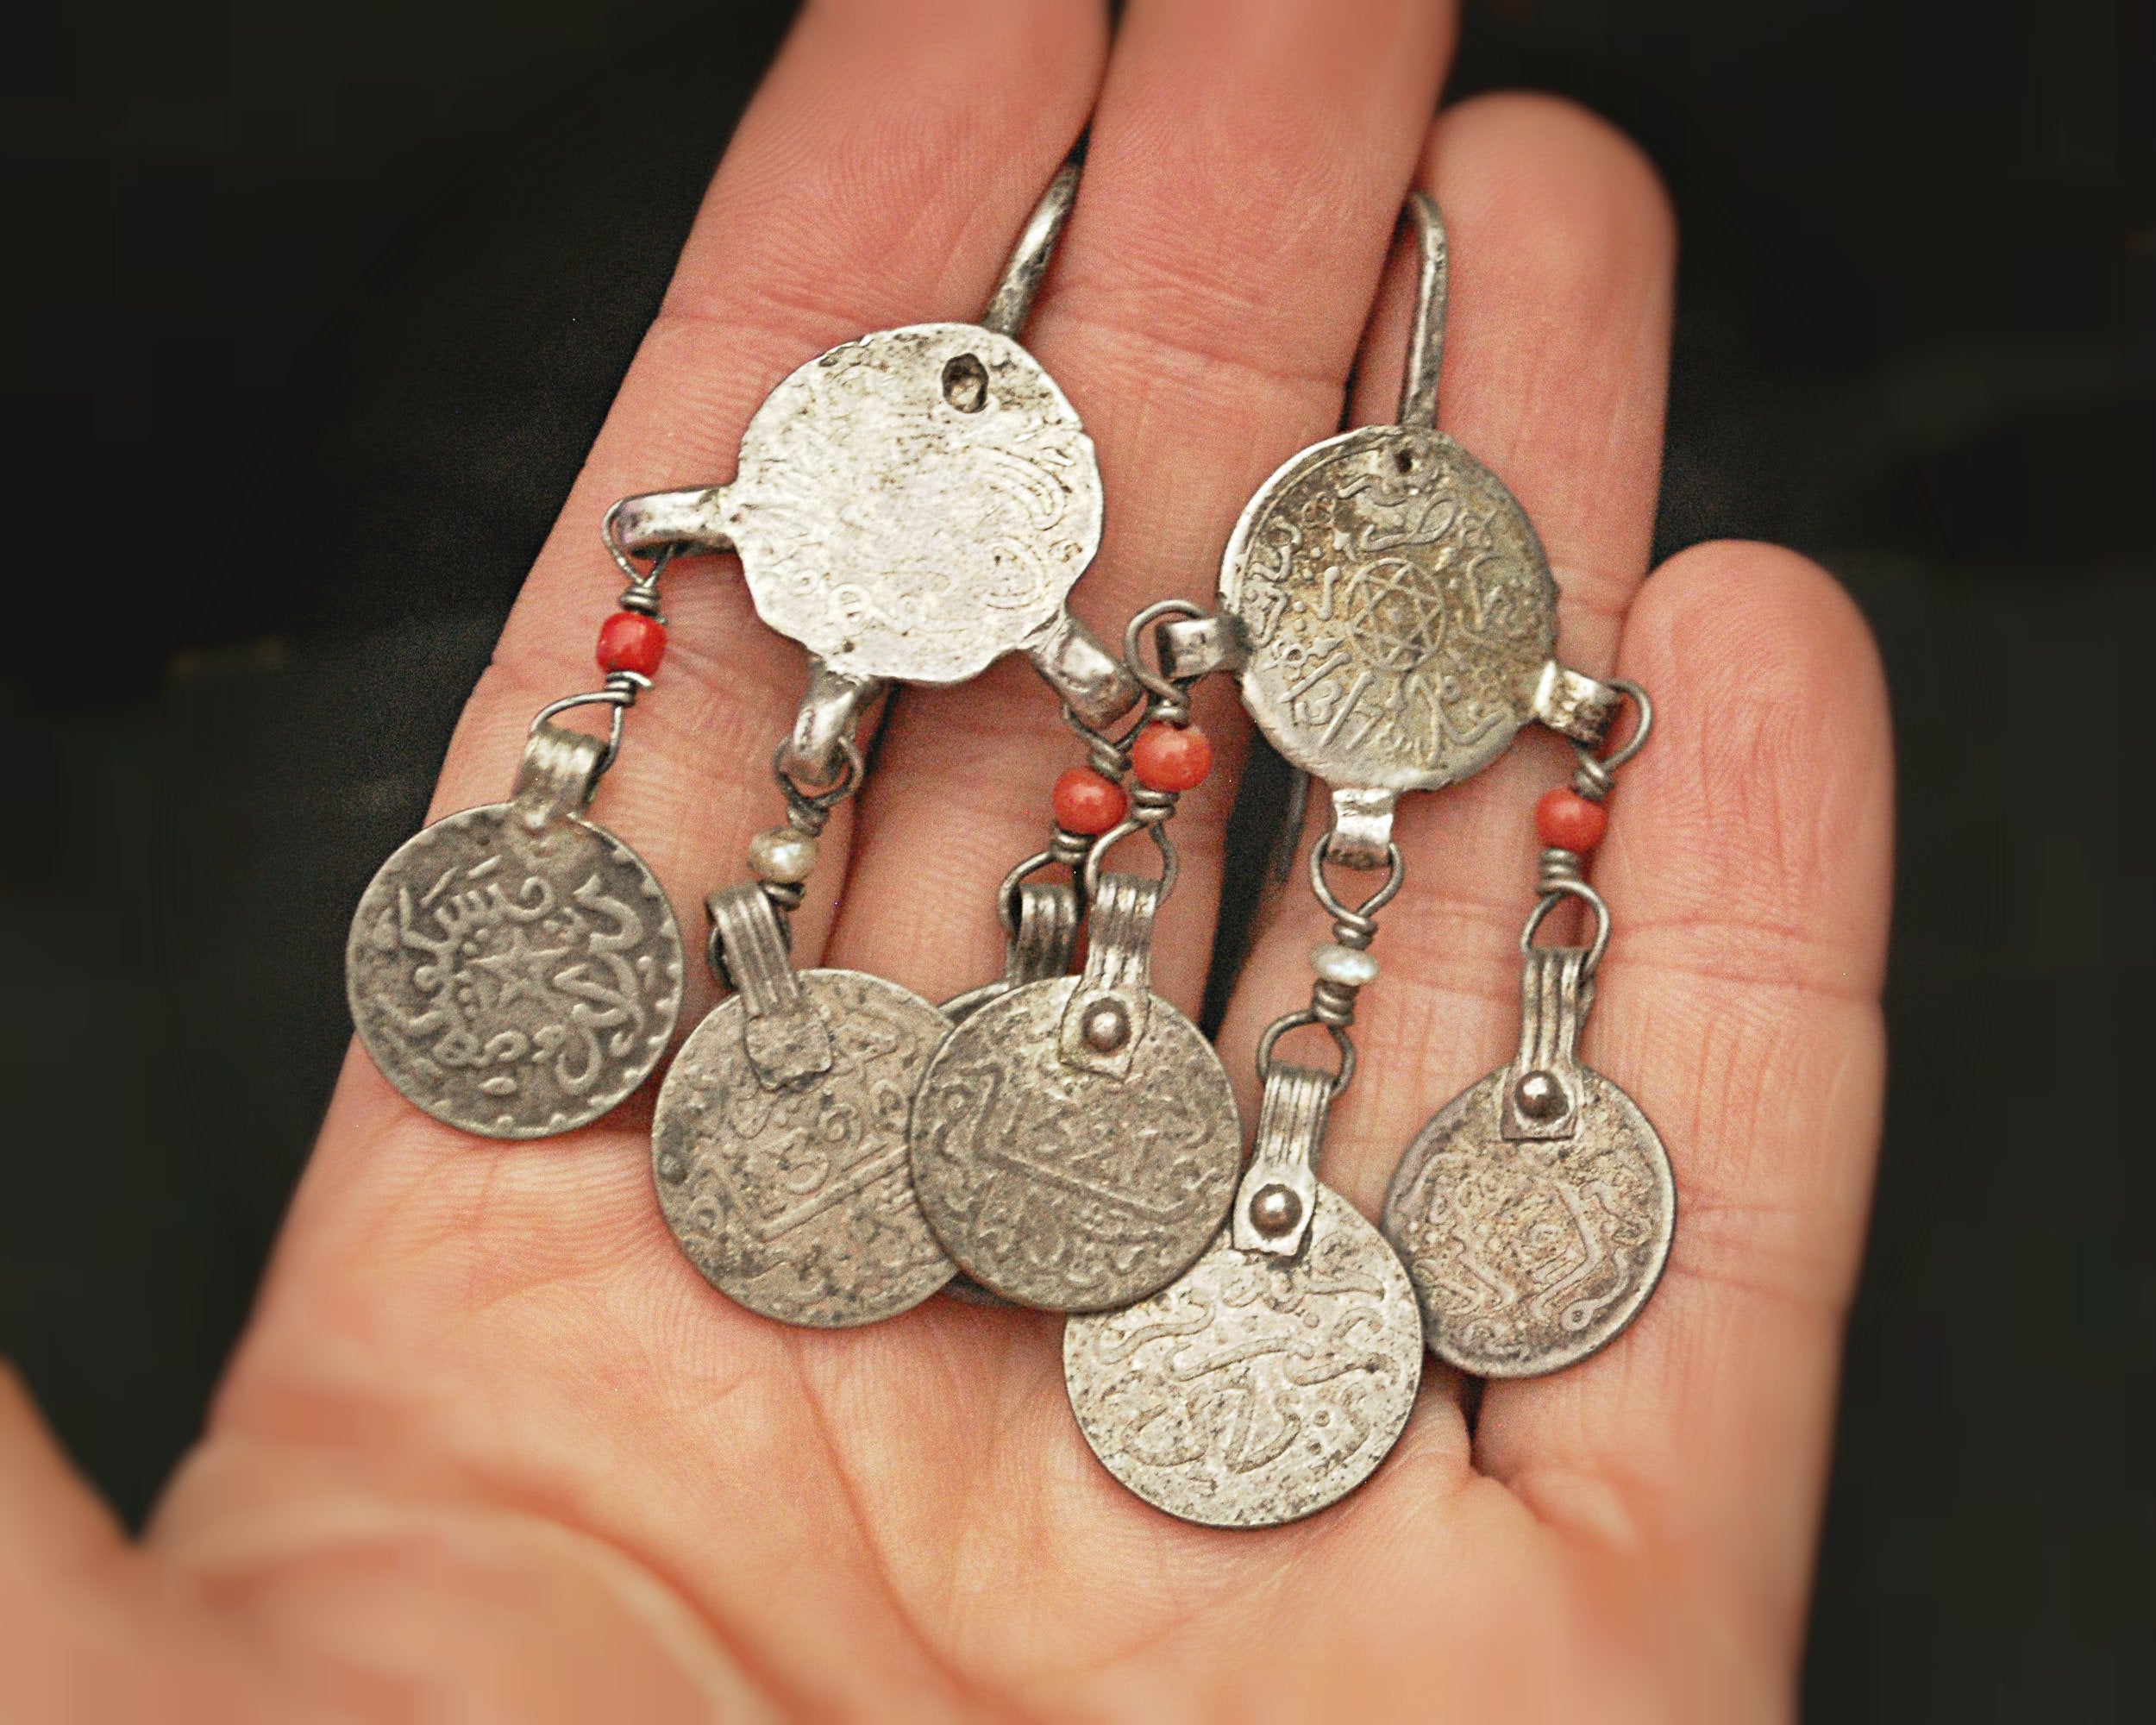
1065 191 1641 1527
1382 687 1671 1377
910 604 1244 1314
631 161 1145 1329
344 555 687 1140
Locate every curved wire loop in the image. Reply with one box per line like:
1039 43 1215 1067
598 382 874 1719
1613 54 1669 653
1081 816 1178 904
1573 676 1653 799
1309 832 1405 934
1122 597 1210 724
601 504 682 603
530 686 630 775
1256 1010 1357 1097
772 737 865 836
1520 876 1613 978
997 849 1059 938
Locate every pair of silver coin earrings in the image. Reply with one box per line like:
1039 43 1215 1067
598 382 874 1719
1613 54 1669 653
347 165 1673 1530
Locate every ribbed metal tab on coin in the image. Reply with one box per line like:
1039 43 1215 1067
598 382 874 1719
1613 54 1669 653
1064 1062 1424 1527
346 720 684 1139
650 884 955 1327
1382 941 1674 1377
610 164 1138 756
1216 192 1622 864
909 871 1243 1312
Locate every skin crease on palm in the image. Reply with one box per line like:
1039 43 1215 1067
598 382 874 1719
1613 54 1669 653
0 1 1893 1720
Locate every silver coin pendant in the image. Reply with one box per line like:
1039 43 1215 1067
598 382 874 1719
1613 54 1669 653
909 875 1242 1312
1382 1063 1674 1377
1064 1186 1424 1528
346 800 684 1138
654 969 956 1327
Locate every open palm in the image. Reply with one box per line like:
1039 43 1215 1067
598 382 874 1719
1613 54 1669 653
1 3 1891 1719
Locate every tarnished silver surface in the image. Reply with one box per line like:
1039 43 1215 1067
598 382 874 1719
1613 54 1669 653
1063 1188 1424 1527
347 802 683 1138
910 974 1242 1312
1220 423 1557 793
1382 1065 1674 1377
653 969 956 1327
1217 191 1623 793
616 323 1102 689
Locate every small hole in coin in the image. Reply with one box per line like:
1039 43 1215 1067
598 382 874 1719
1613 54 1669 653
942 353 988 412
1394 446 1416 475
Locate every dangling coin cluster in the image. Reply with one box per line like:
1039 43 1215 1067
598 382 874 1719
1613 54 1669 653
344 174 1676 1528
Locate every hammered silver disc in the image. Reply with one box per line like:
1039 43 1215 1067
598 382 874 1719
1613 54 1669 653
652 969 956 1327
909 977 1242 1312
1063 1188 1424 1527
722 322 1102 686
1382 1068 1675 1377
1219 424 1557 792
346 803 682 1138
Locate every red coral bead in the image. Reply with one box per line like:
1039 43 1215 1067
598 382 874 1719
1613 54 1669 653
1535 787 1608 852
1131 722 1213 794
597 611 667 676
1052 768 1128 836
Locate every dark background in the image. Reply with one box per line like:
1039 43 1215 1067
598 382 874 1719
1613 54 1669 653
1 0 2148 1715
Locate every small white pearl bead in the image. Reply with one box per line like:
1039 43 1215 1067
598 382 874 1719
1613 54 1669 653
1310 943 1378 987
747 826 818 886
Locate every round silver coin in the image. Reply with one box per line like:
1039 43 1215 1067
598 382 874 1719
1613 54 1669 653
724 323 1102 687
346 803 684 1138
1219 424 1557 792
1063 1188 1424 1528
1382 1069 1675 1377
910 977 1242 1312
652 970 956 1327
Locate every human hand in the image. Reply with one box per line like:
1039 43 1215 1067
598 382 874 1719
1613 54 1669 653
0 3 1890 1718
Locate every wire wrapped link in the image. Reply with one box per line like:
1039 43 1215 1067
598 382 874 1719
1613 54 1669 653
522 547 679 781
1256 835 1407 1095
1062 706 1131 781
1528 678 1650 977
1309 979 1359 1026
1569 677 1651 802
1538 845 1589 894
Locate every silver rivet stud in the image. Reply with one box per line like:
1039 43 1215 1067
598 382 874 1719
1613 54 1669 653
1081 999 1130 1054
1514 1069 1569 1121
1249 1183 1303 1238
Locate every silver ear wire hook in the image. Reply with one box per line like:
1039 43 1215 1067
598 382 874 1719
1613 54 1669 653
1397 189 1449 430
980 157 1080 337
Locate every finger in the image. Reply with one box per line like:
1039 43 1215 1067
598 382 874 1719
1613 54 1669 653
826 0 1458 1014
1216 93 1679 1198
412 0 1109 1001
1475 546 1892 1678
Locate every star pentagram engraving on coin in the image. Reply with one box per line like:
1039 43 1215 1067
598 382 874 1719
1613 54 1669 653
346 803 684 1138
1219 423 1557 792
1382 1067 1674 1377
652 969 956 1328
1063 1188 1425 1528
